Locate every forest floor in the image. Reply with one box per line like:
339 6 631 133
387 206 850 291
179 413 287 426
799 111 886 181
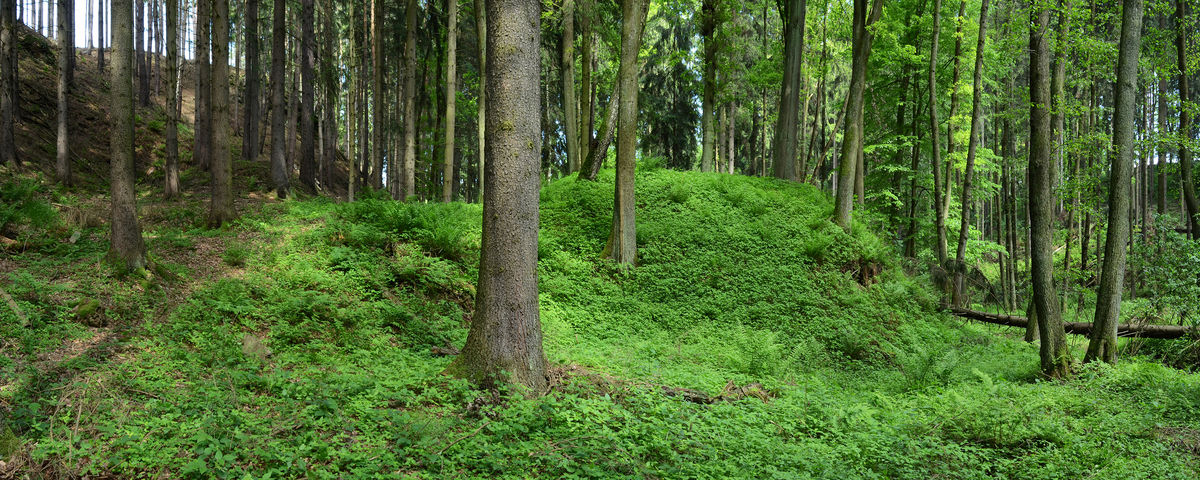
3 168 1200 478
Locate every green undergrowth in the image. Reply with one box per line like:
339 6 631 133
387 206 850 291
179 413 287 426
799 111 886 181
2 169 1200 478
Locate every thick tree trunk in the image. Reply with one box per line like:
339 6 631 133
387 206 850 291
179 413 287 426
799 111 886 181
242 0 260 163
1176 0 1200 238
1087 0 1142 364
772 0 805 181
833 0 882 231
402 0 417 199
110 0 146 271
562 0 580 174
928 0 947 265
1029 2 1072 378
195 0 211 171
56 0 73 184
952 0 990 307
208 0 234 226
605 0 647 265
441 0 457 201
447 0 547 394
299 0 315 190
700 0 716 172
165 0 179 198
269 0 288 197
2 1 18 167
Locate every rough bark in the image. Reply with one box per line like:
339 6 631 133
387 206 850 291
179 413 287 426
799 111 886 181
299 0 315 190
1029 2 1072 378
929 0 947 265
110 0 147 271
269 0 288 197
242 0 260 164
165 0 180 198
1087 0 1142 364
578 86 619 181
773 0 805 181
700 0 716 172
833 0 883 231
475 0 485 201
208 0 234 226
371 0 384 191
1176 0 1200 238
580 0 594 162
56 0 74 184
563 0 580 174
402 0 418 199
137 0 148 108
952 0 990 307
446 0 547 395
1 0 18 167
195 0 211 171
605 0 648 265
442 0 458 201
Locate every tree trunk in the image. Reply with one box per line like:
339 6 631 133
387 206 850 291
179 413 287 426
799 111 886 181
447 0 548 395
1158 73 1168 215
772 0 805 181
402 0 418 199
578 85 619 181
1029 2 1072 378
474 0 485 201
208 0 234 226
299 0 315 190
241 0 260 164
440 0 459 201
1176 0 1200 238
941 0 967 246
368 0 381 191
562 0 580 174
56 0 74 184
580 0 593 162
1 2 16 167
136 0 148 108
1086 0 1142 364
928 0 947 265
269 0 288 197
110 0 147 271
700 0 716 172
833 0 883 231
165 0 179 198
952 0 990 307
195 0 211 171
605 0 648 265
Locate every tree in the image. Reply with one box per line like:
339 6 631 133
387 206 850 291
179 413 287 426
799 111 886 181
195 0 212 171
269 0 288 198
243 0 261 164
447 0 547 394
0 0 16 167
110 0 147 271
700 0 717 173
402 0 418 199
372 0 384 191
1086 0 1143 364
604 0 648 265
773 0 805 181
56 0 74 184
1029 0 1071 378
951 0 990 307
299 0 315 190
208 0 234 226
928 0 948 266
833 0 883 231
1176 0 1200 238
563 0 580 174
165 0 180 198
474 0 485 201
442 0 458 201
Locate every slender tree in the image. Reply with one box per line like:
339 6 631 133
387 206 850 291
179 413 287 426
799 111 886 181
442 0 458 201
0 0 16 167
299 0 315 189
773 0 805 181
928 0 948 265
242 0 260 163
402 0 418 199
605 0 648 265
447 0 547 394
269 0 288 197
195 0 212 171
56 0 74 184
700 0 716 172
833 0 883 230
1176 0 1200 238
208 0 234 226
165 0 180 198
110 0 147 271
1029 0 1071 378
372 0 384 191
952 0 990 307
475 0 485 201
563 0 580 174
1087 0 1143 364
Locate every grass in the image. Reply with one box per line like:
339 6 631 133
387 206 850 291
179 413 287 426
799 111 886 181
1 169 1199 478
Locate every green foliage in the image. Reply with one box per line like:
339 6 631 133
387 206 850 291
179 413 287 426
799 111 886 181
0 178 58 236
221 244 251 267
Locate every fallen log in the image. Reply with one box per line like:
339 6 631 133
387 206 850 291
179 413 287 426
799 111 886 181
949 307 1195 339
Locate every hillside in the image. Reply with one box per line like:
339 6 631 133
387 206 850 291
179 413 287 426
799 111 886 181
3 167 1200 478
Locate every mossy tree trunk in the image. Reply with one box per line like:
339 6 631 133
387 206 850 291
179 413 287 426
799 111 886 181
833 0 882 231
447 0 547 394
110 0 146 271
1087 0 1142 364
605 0 648 265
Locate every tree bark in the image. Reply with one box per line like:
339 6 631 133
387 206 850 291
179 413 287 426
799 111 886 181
447 0 547 394
1158 73 1168 215
833 0 883 231
562 0 580 174
208 0 234 226
772 0 805 181
269 0 288 197
1176 0 1200 238
299 0 315 190
402 0 418 199
441 0 458 201
953 307 1192 339
110 0 146 271
371 0 384 191
242 0 260 164
1087 0 1142 364
2 1 18 167
56 0 74 184
195 0 211 171
474 0 485 201
578 86 619 181
928 0 947 265
1029 1 1072 378
580 0 594 162
165 0 179 198
605 0 648 265
700 0 716 172
952 0 990 307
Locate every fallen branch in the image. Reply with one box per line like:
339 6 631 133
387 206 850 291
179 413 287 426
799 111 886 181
0 285 28 327
950 307 1194 339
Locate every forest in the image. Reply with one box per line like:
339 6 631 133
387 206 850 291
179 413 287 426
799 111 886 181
2 0 1200 476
